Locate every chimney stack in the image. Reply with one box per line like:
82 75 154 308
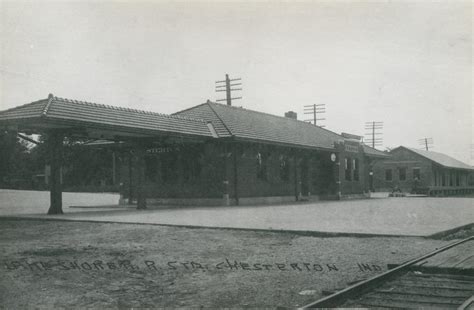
284 111 297 120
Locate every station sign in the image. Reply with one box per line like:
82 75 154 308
146 146 180 154
344 143 359 153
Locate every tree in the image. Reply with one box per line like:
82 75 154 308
0 131 30 188
1 132 117 192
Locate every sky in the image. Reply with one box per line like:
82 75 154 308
1 0 472 164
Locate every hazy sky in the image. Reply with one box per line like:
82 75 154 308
1 0 472 163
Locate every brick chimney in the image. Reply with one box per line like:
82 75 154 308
284 111 297 120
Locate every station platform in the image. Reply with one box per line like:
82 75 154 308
4 195 473 237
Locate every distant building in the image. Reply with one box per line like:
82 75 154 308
372 146 474 196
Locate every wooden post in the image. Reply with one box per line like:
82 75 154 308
222 144 230 206
135 147 147 210
128 152 133 203
335 157 342 199
225 74 231 106
112 151 116 185
233 142 239 205
47 131 64 215
293 149 298 201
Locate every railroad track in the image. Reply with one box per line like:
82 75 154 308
301 236 474 309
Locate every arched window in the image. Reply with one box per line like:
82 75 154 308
183 151 203 182
161 153 178 183
345 158 352 181
353 158 359 181
279 155 290 181
256 152 267 180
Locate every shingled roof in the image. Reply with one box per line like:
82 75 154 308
395 146 474 171
175 101 341 149
173 102 232 138
0 94 215 138
1 95 389 157
362 144 389 158
175 101 390 156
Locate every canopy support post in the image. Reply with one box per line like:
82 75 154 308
47 130 64 215
135 147 147 210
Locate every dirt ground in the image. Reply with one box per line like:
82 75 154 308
0 219 453 308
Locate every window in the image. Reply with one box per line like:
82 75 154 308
279 155 290 181
161 154 178 183
413 168 420 180
256 152 267 181
345 158 352 181
353 158 359 181
456 173 460 186
385 169 392 181
398 167 406 181
442 173 446 186
183 153 202 182
145 155 159 182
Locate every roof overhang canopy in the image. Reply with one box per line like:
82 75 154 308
0 94 216 143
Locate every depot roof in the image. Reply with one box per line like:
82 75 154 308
176 101 342 150
0 94 215 139
0 94 388 157
175 101 388 156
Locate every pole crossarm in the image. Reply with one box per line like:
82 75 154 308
215 74 242 106
302 103 326 126
364 121 384 148
418 137 434 150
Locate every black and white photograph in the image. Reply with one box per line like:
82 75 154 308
0 0 473 308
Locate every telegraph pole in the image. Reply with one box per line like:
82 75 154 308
303 104 326 127
215 74 242 106
364 121 383 148
418 137 433 151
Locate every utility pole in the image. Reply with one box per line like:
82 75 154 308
303 104 326 127
364 121 383 148
418 137 434 151
215 74 242 106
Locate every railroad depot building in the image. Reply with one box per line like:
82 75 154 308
0 94 388 211
371 146 474 196
121 101 388 206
